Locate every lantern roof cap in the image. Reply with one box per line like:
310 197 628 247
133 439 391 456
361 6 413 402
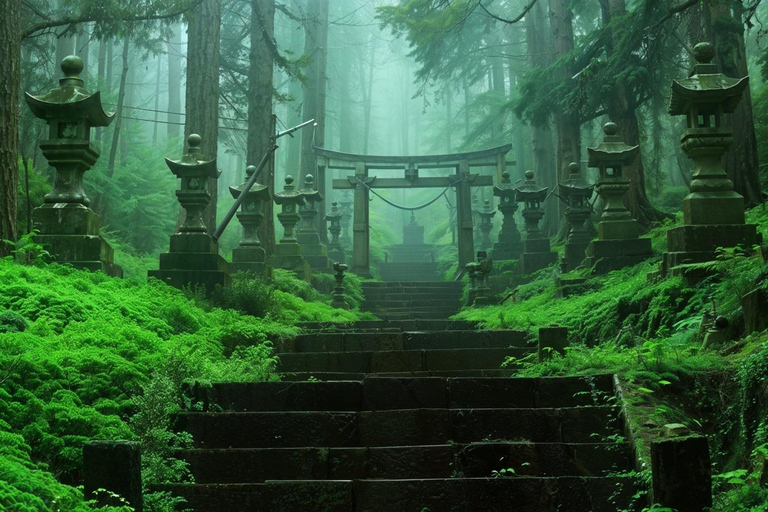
669 42 749 116
514 170 547 198
165 134 219 177
587 122 639 167
559 162 593 196
300 173 323 200
25 56 114 127
325 201 343 220
229 165 270 200
493 170 515 196
275 175 306 204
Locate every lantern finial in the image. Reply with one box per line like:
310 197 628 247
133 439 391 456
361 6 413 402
693 42 715 64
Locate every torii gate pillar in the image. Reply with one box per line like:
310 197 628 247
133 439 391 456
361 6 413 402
351 162 373 278
456 160 475 270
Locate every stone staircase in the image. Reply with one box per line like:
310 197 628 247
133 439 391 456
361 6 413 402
164 327 641 511
361 281 465 320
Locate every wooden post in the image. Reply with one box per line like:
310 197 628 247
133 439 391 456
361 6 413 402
456 160 475 270
496 153 506 183
351 162 372 277
315 160 328 243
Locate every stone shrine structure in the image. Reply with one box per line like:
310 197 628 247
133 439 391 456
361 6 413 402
515 171 558 274
149 135 229 294
379 213 440 282
584 122 653 273
558 163 594 273
324 201 346 263
330 262 350 310
25 56 122 277
491 171 522 261
270 176 311 282
475 200 496 252
228 165 272 277
297 174 332 273
662 42 761 276
338 194 353 249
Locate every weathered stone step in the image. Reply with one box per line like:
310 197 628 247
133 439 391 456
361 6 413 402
183 375 615 412
363 281 463 288
283 330 529 352
176 406 621 449
279 369 518 380
276 348 526 373
361 298 461 308
296 320 479 331
160 476 639 512
365 311 460 320
361 289 463 297
178 442 631 483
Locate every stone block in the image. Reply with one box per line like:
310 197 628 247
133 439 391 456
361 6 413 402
447 378 536 408
362 377 447 410
169 233 217 253
159 252 226 271
228 261 270 277
597 219 639 240
232 246 266 263
83 441 143 511
683 191 745 225
651 434 712 511
741 288 768 335
522 238 551 253
33 203 101 235
555 276 589 298
561 242 589 273
584 238 653 274
148 269 230 295
538 325 568 361
35 233 122 277
518 251 558 275
666 224 761 253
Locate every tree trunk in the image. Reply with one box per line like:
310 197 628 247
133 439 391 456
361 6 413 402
604 0 670 227
183 0 221 233
549 0 580 186
526 0 558 235
362 37 375 154
0 0 21 253
301 0 329 240
167 24 182 140
120 49 134 168
106 38 130 182
77 25 90 81
248 0 276 255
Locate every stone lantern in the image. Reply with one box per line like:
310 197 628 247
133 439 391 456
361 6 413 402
270 175 311 282
475 200 496 251
472 251 494 307
25 55 122 276
149 135 229 294
228 164 272 277
515 171 558 274
297 174 332 272
584 122 653 273
330 262 350 310
558 162 594 272
324 201 345 263
491 171 522 260
663 41 761 276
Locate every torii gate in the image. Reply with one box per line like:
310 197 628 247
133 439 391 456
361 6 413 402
315 144 514 278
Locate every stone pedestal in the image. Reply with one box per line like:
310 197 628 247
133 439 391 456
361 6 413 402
150 233 230 294
661 224 761 277
229 246 269 277
33 204 122 276
228 164 272 278
584 238 653 274
492 171 522 261
651 433 712 511
298 174 332 273
518 238 558 275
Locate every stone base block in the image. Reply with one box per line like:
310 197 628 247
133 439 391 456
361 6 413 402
232 246 266 263
305 254 333 273
328 248 346 264
683 192 745 225
491 242 521 261
270 244 312 282
170 233 218 253
584 238 653 274
300 243 328 257
33 203 101 236
742 288 768 335
522 238 551 254
297 232 322 245
227 261 271 278
662 223 762 277
518 251 558 275
597 219 639 240
34 233 122 277
148 269 230 294
561 241 590 273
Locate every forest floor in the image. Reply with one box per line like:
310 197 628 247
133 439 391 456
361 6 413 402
1 205 767 510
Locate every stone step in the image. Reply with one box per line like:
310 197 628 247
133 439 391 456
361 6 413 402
276 348 526 373
361 298 461 308
176 406 621 449
296 320 479 331
178 442 632 483
282 330 529 352
159 476 640 512
279 369 519 380
361 311 461 320
363 281 463 288
183 375 615 412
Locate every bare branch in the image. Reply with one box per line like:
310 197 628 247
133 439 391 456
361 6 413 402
478 0 537 25
21 0 205 40
650 0 700 31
